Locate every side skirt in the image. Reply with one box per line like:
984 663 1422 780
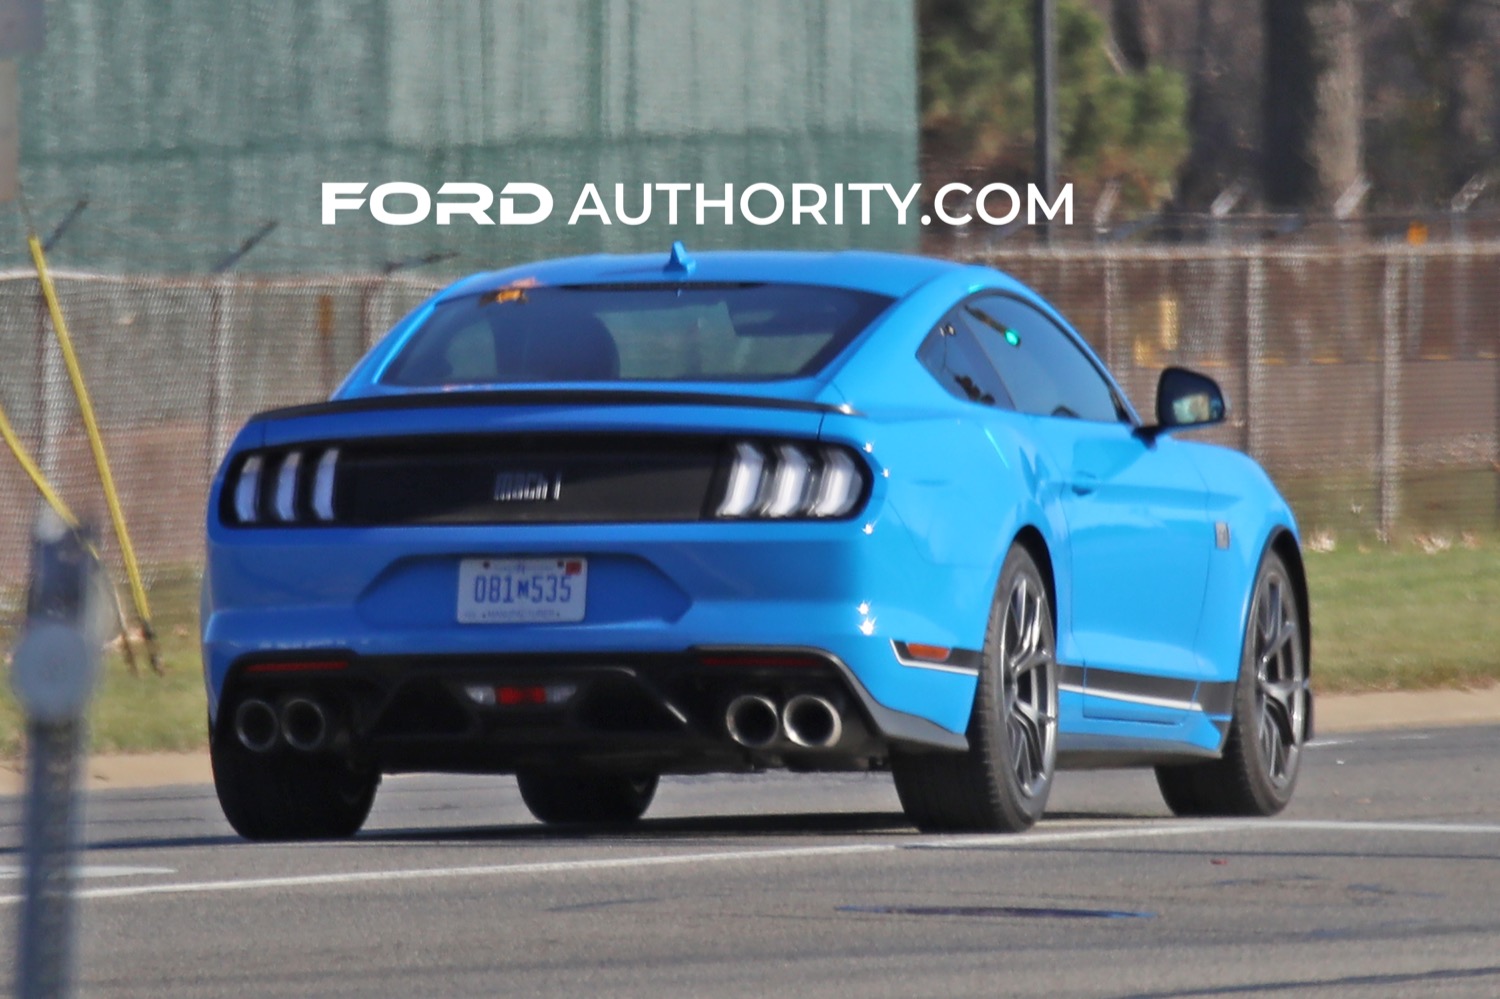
1057 663 1231 768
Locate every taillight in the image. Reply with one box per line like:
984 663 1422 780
226 446 340 525
232 455 263 524
312 448 340 521
273 451 303 522
714 440 867 520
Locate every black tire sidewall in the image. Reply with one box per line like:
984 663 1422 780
210 726 378 840
1227 549 1304 814
974 545 1057 829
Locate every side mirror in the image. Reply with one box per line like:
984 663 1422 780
1151 367 1226 434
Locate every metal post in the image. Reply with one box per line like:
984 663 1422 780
1102 251 1118 373
35 293 66 484
1450 173 1485 359
11 510 104 999
206 278 235 472
1209 181 1246 364
1379 255 1403 541
1245 255 1266 460
1033 0 1057 244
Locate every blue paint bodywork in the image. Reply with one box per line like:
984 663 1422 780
203 249 1302 769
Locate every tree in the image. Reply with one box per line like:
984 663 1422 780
1262 0 1363 210
920 0 1190 208
1433 0 1494 194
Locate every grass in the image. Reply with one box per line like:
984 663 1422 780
0 569 207 760
1308 536 1500 693
0 539 1498 759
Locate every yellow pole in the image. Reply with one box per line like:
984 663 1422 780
26 231 161 674
0 397 141 674
0 401 79 528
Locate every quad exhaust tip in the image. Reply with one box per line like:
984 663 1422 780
725 693 844 750
233 698 280 753
725 694 780 749
233 696 332 753
782 694 842 749
279 696 330 753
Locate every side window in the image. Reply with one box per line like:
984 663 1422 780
916 314 1013 408
966 296 1127 423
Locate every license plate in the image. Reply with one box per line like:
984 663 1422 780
457 557 588 624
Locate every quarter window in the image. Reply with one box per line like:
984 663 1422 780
916 314 1013 408
966 296 1127 423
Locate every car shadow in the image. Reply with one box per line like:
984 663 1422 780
0 808 1165 855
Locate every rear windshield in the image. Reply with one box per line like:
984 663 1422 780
379 283 893 386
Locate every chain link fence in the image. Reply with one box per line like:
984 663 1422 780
976 244 1499 548
0 271 440 587
2 245 1498 585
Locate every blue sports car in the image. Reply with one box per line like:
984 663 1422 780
202 244 1311 839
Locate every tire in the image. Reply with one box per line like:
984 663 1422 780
211 730 378 841
1156 549 1309 817
892 544 1059 833
516 771 659 825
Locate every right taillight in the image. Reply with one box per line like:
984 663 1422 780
714 440 868 520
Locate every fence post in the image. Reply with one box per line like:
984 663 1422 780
10 510 104 999
1102 251 1118 372
1244 254 1266 460
1379 254 1403 540
207 277 236 472
1452 213 1471 358
35 291 67 485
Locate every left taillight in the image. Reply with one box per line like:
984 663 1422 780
225 446 340 526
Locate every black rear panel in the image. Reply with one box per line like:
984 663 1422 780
338 434 724 525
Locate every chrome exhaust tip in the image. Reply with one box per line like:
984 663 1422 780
279 696 329 753
725 694 780 749
233 698 280 753
782 694 842 749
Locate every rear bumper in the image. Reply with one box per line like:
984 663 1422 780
203 520 992 758
213 646 967 775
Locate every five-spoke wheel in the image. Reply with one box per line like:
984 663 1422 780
1157 548 1308 816
893 543 1058 832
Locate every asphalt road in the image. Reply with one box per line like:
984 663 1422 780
2 725 1499 998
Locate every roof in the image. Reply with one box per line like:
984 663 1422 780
435 248 965 301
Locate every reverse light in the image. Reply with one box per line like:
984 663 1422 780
465 683 578 707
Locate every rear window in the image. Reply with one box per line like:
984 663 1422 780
380 283 893 386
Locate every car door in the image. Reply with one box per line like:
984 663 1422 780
963 295 1214 724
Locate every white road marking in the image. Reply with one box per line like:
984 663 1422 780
0 843 890 906
0 816 1494 906
910 821 1249 850
0 865 175 881
1260 818 1500 836
1310 733 1435 748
